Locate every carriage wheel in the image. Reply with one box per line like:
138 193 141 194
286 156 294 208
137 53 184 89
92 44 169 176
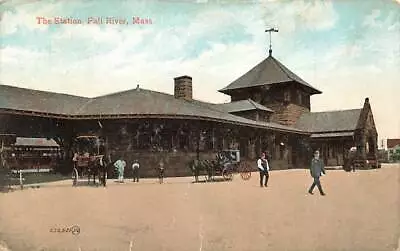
193 167 200 183
72 168 78 186
239 162 252 181
204 173 210 182
103 172 107 187
222 166 233 181
97 170 103 187
203 167 211 182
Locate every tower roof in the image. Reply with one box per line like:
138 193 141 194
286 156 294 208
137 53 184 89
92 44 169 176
219 55 322 95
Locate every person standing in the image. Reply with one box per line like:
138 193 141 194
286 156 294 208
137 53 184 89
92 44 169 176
308 150 326 196
72 152 78 169
132 159 140 182
114 157 126 183
158 159 165 184
257 152 270 187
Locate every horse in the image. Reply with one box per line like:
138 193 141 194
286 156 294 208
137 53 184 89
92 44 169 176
96 155 109 186
75 155 108 186
189 152 234 182
189 159 215 182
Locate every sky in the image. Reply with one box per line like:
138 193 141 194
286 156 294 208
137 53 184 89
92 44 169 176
0 0 399 146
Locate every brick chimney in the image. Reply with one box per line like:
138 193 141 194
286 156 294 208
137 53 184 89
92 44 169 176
174 75 192 101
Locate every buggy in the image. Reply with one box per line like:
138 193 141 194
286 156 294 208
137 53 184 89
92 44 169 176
71 135 108 186
190 149 252 182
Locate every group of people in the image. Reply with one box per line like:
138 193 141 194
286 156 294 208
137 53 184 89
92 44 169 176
113 158 140 183
257 150 326 196
115 150 326 194
113 158 165 183
74 147 326 193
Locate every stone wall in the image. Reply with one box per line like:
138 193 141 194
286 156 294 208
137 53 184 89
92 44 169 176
268 103 309 126
326 154 344 166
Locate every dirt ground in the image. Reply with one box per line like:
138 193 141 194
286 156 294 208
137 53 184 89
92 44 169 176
0 164 399 251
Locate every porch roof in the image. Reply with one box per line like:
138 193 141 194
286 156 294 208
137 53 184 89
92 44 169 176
310 132 354 138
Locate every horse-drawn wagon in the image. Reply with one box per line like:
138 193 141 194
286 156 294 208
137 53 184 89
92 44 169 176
190 149 252 182
71 135 108 186
343 147 381 171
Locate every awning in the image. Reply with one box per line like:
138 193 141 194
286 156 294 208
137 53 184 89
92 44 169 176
15 137 60 148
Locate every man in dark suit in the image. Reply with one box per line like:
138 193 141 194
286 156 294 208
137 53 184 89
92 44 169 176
257 152 270 187
308 150 326 196
132 159 140 182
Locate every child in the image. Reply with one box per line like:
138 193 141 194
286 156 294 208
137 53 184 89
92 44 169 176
158 159 165 184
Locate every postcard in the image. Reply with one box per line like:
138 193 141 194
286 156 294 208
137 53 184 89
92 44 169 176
0 0 399 250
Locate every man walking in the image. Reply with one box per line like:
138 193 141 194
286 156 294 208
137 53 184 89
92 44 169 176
132 159 140 182
308 150 326 196
257 152 270 187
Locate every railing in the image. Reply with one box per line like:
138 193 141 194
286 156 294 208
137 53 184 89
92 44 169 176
9 168 53 190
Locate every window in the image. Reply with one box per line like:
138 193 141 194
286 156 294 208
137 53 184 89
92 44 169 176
302 94 308 106
298 92 302 104
284 90 290 102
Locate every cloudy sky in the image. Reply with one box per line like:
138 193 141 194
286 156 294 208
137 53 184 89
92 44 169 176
1 0 399 144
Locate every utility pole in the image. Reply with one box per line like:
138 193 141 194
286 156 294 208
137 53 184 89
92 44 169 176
265 28 279 56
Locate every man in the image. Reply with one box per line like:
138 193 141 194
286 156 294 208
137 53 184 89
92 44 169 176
257 152 270 187
132 159 140 182
114 157 126 183
308 150 326 196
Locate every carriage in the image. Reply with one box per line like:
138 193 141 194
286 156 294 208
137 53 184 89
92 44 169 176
190 149 252 182
343 147 381 171
71 135 108 186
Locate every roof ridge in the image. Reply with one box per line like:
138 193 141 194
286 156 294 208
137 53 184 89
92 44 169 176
94 87 177 99
268 56 295 82
310 108 362 114
93 88 141 98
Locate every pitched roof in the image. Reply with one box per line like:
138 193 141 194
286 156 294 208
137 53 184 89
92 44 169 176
0 84 307 134
0 84 90 115
387 139 400 149
219 56 322 95
210 99 274 113
75 88 302 132
296 109 362 133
